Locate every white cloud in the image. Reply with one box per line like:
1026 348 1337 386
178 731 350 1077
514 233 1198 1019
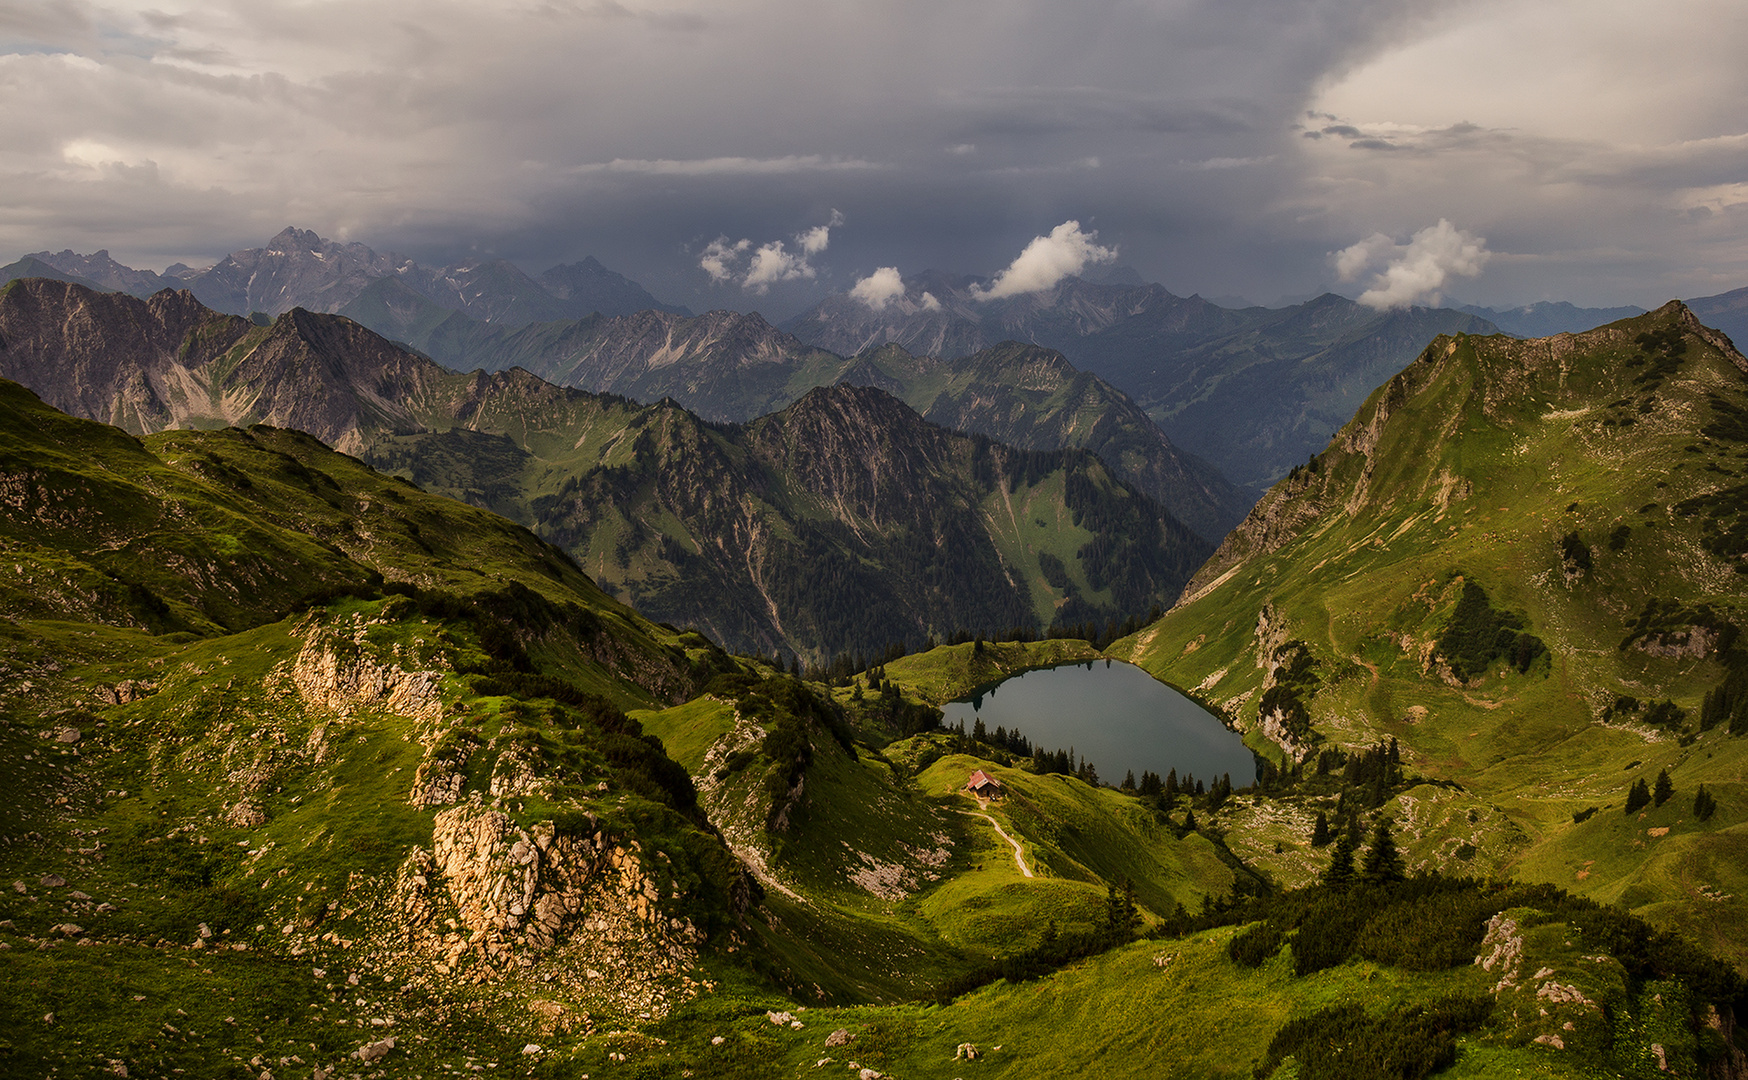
848 267 944 313
699 237 750 283
850 266 905 310
797 209 843 256
699 212 841 293
1334 231 1395 282
1335 220 1490 310
970 220 1116 301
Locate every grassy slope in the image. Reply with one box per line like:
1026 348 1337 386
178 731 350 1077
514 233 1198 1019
1113 305 1748 968
584 915 1613 1080
0 382 764 1073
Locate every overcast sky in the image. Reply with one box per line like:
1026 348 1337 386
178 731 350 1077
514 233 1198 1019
2 0 1744 317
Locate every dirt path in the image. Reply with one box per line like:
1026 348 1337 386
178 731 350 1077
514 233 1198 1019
965 810 1033 878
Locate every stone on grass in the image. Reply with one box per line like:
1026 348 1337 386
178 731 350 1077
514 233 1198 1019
355 1036 396 1062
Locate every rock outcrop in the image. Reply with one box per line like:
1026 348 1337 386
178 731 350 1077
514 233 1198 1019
391 803 704 1020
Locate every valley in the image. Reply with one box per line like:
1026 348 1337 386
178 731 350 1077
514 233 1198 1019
0 261 1745 1079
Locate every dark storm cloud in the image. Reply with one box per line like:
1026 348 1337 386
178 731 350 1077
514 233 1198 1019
1 0 1744 313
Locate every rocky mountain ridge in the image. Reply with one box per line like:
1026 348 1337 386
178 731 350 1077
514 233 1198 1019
0 278 1208 659
1115 302 1748 968
5 226 688 326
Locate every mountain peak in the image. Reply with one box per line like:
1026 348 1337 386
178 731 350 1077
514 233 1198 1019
269 225 327 250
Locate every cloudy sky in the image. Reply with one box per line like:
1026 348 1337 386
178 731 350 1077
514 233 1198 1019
2 0 1744 317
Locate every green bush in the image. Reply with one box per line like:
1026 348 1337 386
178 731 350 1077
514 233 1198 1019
1228 922 1284 968
1256 995 1492 1080
1435 581 1547 681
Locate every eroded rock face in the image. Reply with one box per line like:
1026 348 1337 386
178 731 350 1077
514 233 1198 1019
393 803 704 1020
1631 627 1718 661
288 629 443 725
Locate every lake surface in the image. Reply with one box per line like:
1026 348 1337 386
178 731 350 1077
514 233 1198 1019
940 659 1256 786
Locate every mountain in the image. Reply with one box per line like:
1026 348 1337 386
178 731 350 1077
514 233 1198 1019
393 305 1248 541
0 255 109 293
185 226 406 316
1112 303 1748 968
1688 284 1748 349
6 227 690 328
782 271 1245 359
539 256 691 317
524 382 1211 658
784 273 1499 494
453 307 851 422
1077 294 1499 492
1457 299 1648 337
13 249 180 297
836 341 1248 540
0 278 1209 660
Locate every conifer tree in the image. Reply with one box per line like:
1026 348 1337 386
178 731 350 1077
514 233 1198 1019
1182 807 1198 833
1324 828 1356 889
1310 810 1331 848
1625 777 1651 814
1360 817 1405 885
1694 784 1717 822
1123 769 1136 792
1165 769 1178 797
1653 768 1674 808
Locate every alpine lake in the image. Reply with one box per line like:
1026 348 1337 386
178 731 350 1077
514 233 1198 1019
940 658 1257 786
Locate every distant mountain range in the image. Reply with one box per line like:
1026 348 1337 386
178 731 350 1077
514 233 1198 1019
397 305 1248 542
0 227 689 325
8 231 1742 502
782 275 1504 493
1455 300 1647 337
0 277 1209 661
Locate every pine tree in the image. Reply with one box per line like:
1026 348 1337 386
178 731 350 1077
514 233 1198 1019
1165 769 1178 797
1103 879 1140 943
1625 777 1651 814
1360 817 1405 885
1701 686 1725 732
1123 769 1137 792
1310 811 1331 848
1324 828 1356 890
1694 784 1718 822
1182 807 1198 833
1653 768 1674 808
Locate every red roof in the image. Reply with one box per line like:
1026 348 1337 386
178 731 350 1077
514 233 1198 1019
966 770 1000 790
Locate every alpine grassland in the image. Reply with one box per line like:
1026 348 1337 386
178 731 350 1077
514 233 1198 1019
1112 304 1748 973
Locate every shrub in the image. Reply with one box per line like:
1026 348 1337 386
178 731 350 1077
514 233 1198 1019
1256 995 1492 1080
1228 922 1284 968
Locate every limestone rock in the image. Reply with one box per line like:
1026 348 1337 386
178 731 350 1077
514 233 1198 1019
355 1036 396 1063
